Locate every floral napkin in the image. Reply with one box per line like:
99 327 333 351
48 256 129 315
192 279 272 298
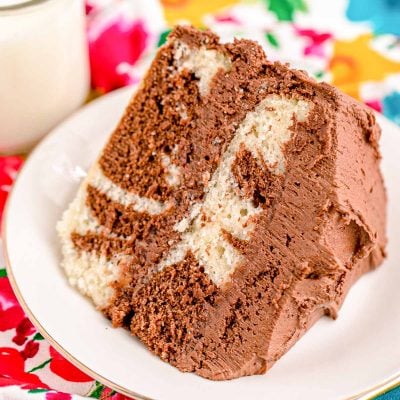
1 0 399 399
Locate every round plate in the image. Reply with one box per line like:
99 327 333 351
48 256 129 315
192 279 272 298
4 86 400 400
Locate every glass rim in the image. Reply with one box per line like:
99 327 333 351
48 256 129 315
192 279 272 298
0 0 53 12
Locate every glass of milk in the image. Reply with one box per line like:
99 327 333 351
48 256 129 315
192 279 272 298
0 0 90 154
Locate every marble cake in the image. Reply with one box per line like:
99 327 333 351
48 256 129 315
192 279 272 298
58 26 387 380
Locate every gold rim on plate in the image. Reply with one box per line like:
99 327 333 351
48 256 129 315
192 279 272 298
0 0 54 12
2 110 399 400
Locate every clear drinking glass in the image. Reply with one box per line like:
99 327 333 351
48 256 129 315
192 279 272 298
0 0 90 154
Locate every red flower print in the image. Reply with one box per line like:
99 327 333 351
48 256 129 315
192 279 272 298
100 387 113 398
100 387 132 400
111 393 132 400
13 317 36 345
46 392 72 400
0 156 23 222
0 276 26 333
0 347 48 390
0 269 20 308
49 347 93 383
20 340 40 360
0 304 24 333
89 18 149 92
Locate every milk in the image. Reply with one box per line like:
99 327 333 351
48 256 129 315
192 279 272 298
0 0 89 153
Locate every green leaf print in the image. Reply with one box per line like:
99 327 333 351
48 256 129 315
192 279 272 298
33 332 44 341
265 0 307 21
28 389 49 393
27 358 52 373
265 32 279 48
157 29 172 47
0 268 7 277
89 381 107 399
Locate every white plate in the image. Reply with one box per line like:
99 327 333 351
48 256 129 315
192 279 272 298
4 86 400 400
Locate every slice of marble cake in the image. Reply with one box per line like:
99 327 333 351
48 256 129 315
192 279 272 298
58 26 387 380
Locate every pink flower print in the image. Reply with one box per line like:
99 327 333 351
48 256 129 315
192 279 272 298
85 0 95 15
295 27 333 58
365 99 383 113
89 18 149 92
214 13 240 24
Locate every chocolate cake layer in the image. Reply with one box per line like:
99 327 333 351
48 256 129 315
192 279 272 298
58 26 387 380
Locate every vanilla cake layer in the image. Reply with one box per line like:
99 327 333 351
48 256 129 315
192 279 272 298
58 26 387 380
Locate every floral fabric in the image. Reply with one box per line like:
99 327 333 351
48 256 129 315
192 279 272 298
0 0 399 399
